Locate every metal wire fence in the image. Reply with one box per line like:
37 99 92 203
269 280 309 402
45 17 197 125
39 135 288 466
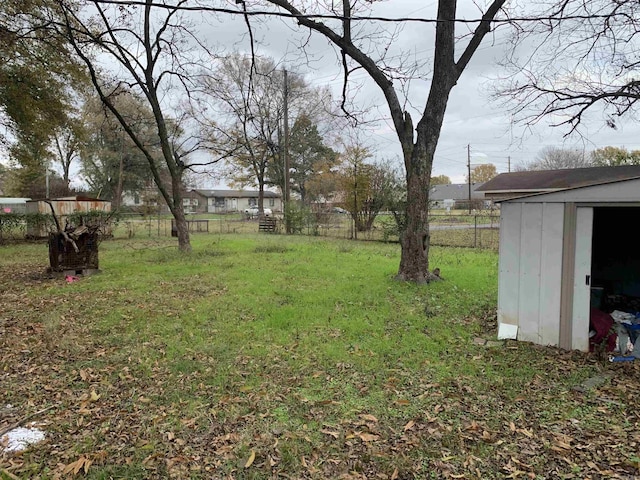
1 212 501 250
112 212 501 250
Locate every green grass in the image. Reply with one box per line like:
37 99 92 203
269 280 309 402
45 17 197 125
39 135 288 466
0 235 635 479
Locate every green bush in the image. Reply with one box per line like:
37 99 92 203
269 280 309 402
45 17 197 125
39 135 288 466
284 202 317 235
378 215 400 242
0 210 119 241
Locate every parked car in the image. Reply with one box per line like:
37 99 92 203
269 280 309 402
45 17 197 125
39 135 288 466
244 206 272 217
332 207 348 214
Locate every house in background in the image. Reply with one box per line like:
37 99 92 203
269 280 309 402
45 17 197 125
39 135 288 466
429 183 487 210
491 165 640 352
121 187 169 214
187 190 282 214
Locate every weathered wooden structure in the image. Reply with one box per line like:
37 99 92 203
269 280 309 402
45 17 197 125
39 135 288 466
258 216 277 233
26 196 111 238
48 228 100 276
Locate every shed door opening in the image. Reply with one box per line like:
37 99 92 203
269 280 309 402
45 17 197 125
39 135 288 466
591 207 640 312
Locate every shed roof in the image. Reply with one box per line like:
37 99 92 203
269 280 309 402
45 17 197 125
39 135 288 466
27 196 108 202
192 189 280 198
501 175 640 204
430 183 485 201
0 197 31 203
477 165 640 193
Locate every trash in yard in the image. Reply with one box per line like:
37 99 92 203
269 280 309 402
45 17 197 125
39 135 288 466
1 425 46 452
65 275 79 283
608 355 636 363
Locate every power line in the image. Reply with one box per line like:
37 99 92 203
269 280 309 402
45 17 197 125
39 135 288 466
91 1 636 27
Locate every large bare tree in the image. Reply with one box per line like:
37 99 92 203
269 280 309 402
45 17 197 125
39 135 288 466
199 53 335 214
55 0 218 252
516 146 591 171
498 0 640 134
199 54 285 214
252 0 507 282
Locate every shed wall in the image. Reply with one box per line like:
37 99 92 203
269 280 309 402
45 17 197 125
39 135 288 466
26 200 111 237
498 202 564 346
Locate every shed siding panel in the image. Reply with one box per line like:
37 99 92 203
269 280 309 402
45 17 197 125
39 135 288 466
572 207 594 351
538 203 564 346
517 204 543 344
497 203 522 330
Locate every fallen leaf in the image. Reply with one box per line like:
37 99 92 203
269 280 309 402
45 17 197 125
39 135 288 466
321 429 339 439
360 414 378 423
89 390 100 402
553 440 572 451
404 420 415 431
357 432 379 442
244 450 256 468
391 467 399 480
62 457 91 475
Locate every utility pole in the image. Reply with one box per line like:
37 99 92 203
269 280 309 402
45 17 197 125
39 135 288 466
508 155 511 173
467 144 472 214
353 161 357 240
45 168 50 199
283 68 290 233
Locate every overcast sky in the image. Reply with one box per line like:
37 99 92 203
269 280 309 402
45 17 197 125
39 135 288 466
198 0 640 185
5 0 640 188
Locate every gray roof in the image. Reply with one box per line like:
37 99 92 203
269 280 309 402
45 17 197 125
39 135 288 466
477 165 640 193
430 183 486 201
192 189 280 198
0 197 31 203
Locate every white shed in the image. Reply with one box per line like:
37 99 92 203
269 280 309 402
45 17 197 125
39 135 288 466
496 173 640 351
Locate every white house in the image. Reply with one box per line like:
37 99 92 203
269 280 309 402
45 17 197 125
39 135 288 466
188 189 282 214
491 166 640 351
429 183 487 209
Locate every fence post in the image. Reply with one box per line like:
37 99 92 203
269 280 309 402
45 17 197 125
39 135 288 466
474 215 478 248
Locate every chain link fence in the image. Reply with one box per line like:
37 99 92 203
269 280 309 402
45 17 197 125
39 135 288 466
2 212 501 250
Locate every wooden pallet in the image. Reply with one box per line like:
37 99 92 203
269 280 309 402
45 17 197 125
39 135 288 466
258 217 277 233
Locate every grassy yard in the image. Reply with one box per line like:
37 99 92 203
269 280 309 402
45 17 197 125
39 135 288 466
0 235 637 479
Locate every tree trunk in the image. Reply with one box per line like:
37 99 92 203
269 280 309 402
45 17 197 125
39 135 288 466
63 156 71 190
396 76 455 282
172 204 191 252
115 153 124 210
170 175 191 252
396 162 432 283
258 181 264 213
